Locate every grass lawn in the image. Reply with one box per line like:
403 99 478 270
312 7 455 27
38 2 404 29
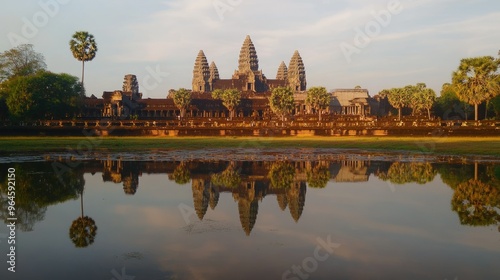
0 136 499 157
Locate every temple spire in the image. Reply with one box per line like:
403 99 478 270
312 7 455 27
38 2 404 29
192 50 210 92
276 61 288 80
288 50 306 91
209 61 219 81
238 35 259 73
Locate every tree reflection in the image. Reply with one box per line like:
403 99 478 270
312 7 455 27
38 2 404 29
382 162 436 184
0 162 83 231
268 162 295 189
448 162 500 228
451 179 500 226
69 187 98 248
171 162 191 185
211 162 241 188
69 216 98 248
306 163 331 189
436 164 474 189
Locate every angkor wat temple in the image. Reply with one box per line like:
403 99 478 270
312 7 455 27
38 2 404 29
82 35 382 120
192 35 306 93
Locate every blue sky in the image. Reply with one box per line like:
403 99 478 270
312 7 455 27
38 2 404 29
1 0 499 98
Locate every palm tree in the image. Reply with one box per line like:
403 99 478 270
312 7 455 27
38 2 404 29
69 31 97 91
387 88 409 121
269 87 295 122
171 88 192 120
410 83 436 119
69 188 97 248
420 88 436 119
212 89 241 120
406 85 420 116
305 86 331 121
452 56 500 121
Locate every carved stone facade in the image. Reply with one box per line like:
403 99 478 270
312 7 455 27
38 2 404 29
192 35 307 93
331 89 379 116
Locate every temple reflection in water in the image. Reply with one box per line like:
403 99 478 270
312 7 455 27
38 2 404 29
1 158 498 280
1 159 498 237
76 159 498 235
86 159 378 234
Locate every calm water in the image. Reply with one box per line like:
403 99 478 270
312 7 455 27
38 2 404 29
0 156 499 280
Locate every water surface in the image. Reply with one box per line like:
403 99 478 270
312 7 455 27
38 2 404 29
0 156 499 279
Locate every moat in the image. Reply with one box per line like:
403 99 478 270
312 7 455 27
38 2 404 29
0 153 499 280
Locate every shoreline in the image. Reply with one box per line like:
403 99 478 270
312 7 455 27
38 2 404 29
0 136 499 159
1 147 499 164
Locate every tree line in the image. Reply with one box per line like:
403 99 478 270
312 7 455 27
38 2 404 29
170 86 331 121
382 55 500 121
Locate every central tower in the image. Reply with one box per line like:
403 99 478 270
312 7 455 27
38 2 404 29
233 35 266 92
238 35 259 73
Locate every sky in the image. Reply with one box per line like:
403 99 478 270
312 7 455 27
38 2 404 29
1 0 499 98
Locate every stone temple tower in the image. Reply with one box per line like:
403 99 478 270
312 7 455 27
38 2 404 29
276 61 288 80
288 50 306 91
233 35 266 92
123 74 139 93
238 35 259 73
122 74 141 100
192 50 210 92
209 61 219 91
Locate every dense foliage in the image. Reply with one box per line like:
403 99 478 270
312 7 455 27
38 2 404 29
306 86 331 121
171 88 192 119
452 56 500 120
1 71 83 120
269 87 295 121
212 88 241 120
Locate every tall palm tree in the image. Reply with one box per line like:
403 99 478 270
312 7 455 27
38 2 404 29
452 56 500 121
69 187 97 248
269 87 295 122
387 88 409 121
305 86 330 121
171 88 192 120
69 31 97 91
